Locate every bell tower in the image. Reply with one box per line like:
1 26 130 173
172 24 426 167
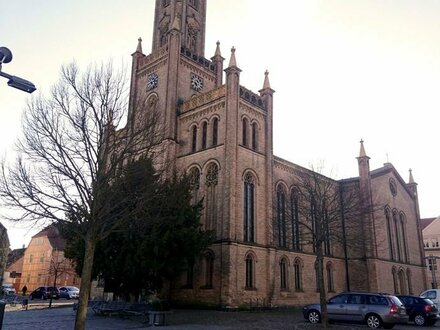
152 0 207 56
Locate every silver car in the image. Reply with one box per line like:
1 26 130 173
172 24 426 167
58 286 79 299
303 292 409 329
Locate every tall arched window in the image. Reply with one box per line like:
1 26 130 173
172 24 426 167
251 122 258 151
291 189 301 251
245 254 255 289
322 199 331 256
400 213 408 263
398 269 406 295
277 185 287 248
326 262 334 292
393 210 402 261
294 258 302 291
191 126 197 153
242 118 248 146
202 122 207 149
212 117 218 146
188 167 200 205
243 173 255 242
280 258 288 290
205 163 219 232
204 251 214 288
385 208 395 260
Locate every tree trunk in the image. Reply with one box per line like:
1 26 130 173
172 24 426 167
316 249 329 328
74 234 96 330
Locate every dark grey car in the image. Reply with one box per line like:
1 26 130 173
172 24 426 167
303 292 409 329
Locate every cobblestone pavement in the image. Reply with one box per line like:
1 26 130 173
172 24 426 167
1 303 439 330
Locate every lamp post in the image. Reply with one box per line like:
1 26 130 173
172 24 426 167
0 46 36 93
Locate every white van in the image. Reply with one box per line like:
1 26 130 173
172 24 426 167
420 289 440 306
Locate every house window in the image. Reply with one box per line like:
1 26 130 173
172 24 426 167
393 211 402 261
407 269 413 295
245 254 255 289
280 258 288 290
392 267 398 294
191 126 197 152
29 254 33 263
212 118 218 146
243 173 255 242
186 260 194 288
277 185 287 248
202 122 207 149
294 259 302 291
399 213 408 262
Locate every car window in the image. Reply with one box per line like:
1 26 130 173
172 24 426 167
367 295 388 305
426 291 437 299
389 296 403 306
348 294 365 304
328 294 349 304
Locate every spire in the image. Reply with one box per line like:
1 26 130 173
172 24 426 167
359 139 368 158
214 41 222 57
136 37 143 53
409 168 415 184
262 70 271 89
228 47 237 68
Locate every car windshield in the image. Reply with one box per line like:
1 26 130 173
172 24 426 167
389 296 403 306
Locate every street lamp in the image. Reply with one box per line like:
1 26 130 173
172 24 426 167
0 46 36 93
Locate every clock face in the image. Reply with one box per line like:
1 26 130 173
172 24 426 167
147 73 158 90
191 74 204 92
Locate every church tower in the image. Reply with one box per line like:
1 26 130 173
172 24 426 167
152 0 207 56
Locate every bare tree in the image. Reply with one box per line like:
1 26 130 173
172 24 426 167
0 62 163 330
46 248 75 308
274 165 377 328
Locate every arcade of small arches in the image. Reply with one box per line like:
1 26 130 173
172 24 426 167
189 116 219 153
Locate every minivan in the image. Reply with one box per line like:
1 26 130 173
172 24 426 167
420 289 440 307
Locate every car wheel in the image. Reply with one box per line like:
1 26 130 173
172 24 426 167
366 314 382 329
307 310 321 324
414 314 427 326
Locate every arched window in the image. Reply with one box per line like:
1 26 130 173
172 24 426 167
398 269 406 295
188 167 200 204
204 251 214 288
407 269 413 295
243 173 255 242
393 210 401 261
212 118 218 146
392 267 398 294
251 122 258 151
326 262 334 292
205 163 219 232
291 189 301 251
277 185 287 248
185 258 194 288
280 258 288 290
400 213 408 263
245 254 255 289
191 126 197 153
242 118 248 146
294 258 302 291
202 122 207 149
385 208 395 260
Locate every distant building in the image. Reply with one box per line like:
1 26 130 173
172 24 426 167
110 0 428 307
0 222 10 286
422 216 440 288
5 248 25 292
21 225 80 292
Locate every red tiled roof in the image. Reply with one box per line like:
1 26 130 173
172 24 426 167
421 217 437 230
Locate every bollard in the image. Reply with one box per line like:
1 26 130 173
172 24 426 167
0 300 5 330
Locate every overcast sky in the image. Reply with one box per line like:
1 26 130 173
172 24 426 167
1 0 440 249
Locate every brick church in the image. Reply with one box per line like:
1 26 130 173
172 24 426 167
122 0 427 307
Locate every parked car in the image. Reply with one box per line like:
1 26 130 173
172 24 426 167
303 292 408 329
397 295 438 326
59 286 79 299
420 289 440 307
29 286 60 300
1 283 16 295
